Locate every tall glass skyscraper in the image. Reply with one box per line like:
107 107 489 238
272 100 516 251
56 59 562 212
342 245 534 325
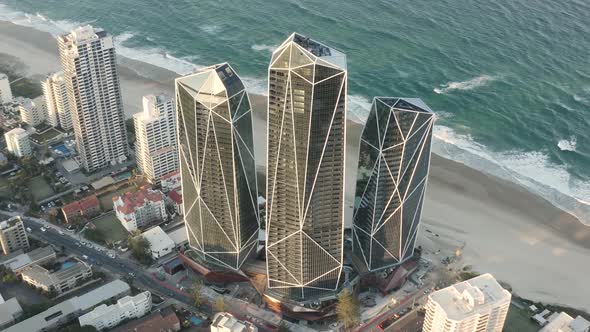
176 63 259 271
266 33 347 301
353 97 435 272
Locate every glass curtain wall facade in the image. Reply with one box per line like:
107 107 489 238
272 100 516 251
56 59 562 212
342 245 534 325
353 98 435 272
176 63 259 270
266 33 347 301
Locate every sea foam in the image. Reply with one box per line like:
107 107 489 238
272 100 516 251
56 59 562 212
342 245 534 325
251 44 277 52
1 4 588 224
557 136 577 152
433 125 590 224
434 74 498 94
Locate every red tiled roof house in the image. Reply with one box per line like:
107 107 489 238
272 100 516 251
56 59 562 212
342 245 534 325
61 195 101 223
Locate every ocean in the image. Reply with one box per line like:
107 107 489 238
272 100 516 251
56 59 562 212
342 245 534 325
0 0 589 222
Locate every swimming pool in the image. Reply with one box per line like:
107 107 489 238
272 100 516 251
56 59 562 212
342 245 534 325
113 171 131 181
52 144 70 156
190 316 202 326
61 261 75 269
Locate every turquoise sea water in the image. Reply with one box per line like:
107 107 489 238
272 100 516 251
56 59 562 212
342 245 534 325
0 0 589 221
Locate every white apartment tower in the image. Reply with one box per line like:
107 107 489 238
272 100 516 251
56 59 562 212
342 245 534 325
41 72 73 130
423 273 511 332
0 216 30 255
133 94 178 183
18 98 46 127
5 127 32 158
58 25 128 173
0 73 12 104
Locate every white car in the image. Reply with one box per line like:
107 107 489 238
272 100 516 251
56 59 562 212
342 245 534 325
40 227 46 232
26 227 32 233
58 230 64 235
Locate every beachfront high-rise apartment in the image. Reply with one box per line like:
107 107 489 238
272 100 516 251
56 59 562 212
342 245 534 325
41 72 73 130
423 274 511 332
352 98 435 272
58 25 128 173
4 127 32 158
18 98 46 127
133 94 178 184
176 63 259 270
0 216 30 255
0 73 12 104
266 33 347 301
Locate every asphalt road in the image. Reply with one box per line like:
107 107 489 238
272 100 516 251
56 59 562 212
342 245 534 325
357 285 430 332
7 213 278 332
17 215 196 307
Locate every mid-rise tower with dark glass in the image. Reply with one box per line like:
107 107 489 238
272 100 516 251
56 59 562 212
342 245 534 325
266 33 347 301
353 97 435 272
176 63 259 270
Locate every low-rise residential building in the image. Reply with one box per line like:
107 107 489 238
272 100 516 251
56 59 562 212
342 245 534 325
167 226 189 251
134 94 178 184
111 307 180 332
113 187 166 232
0 246 56 274
61 195 101 223
0 297 23 330
211 312 258 332
4 127 32 158
79 291 152 331
0 216 29 255
0 73 12 104
167 190 182 215
18 98 46 127
540 312 590 332
142 226 175 259
423 273 511 332
4 280 131 332
21 258 92 295
160 170 181 193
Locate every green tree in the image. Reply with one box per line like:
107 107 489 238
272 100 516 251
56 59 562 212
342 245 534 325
42 142 51 158
128 234 153 265
336 288 360 331
214 296 226 312
0 265 17 282
278 321 291 332
84 228 106 244
191 280 203 307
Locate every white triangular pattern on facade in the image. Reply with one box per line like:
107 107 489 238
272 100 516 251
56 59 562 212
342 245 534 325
176 63 260 271
353 97 435 272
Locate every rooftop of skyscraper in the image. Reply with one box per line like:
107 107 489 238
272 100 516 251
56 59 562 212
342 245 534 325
375 97 435 114
280 32 347 69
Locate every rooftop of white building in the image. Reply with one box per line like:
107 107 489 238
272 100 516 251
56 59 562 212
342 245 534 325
142 226 175 255
428 273 511 321
3 280 130 332
540 312 590 332
79 291 150 322
5 127 27 136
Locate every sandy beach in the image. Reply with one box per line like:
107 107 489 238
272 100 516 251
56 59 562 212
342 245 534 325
1 21 589 312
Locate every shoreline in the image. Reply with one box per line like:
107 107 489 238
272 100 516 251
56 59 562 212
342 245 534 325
0 20 589 311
